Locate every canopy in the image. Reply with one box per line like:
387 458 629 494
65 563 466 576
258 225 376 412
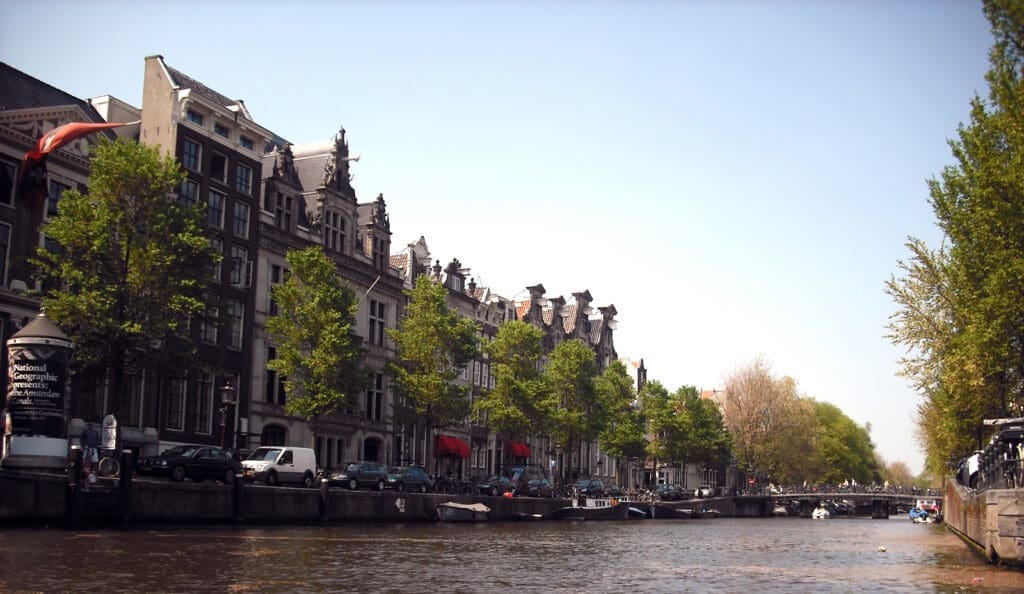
435 435 470 459
507 441 531 457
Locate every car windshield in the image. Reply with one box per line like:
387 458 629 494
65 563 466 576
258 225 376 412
345 463 360 472
247 448 282 462
163 445 199 457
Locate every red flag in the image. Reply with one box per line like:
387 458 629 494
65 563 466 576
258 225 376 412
19 120 135 206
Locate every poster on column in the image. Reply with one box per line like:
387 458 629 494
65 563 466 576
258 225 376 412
6 346 69 438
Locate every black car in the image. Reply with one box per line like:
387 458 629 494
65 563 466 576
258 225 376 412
506 465 549 493
386 466 433 493
136 444 242 484
655 483 682 501
575 478 605 497
477 474 514 496
605 484 625 498
330 461 388 490
520 477 554 498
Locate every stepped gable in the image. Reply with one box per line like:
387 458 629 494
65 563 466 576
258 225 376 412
0 61 109 126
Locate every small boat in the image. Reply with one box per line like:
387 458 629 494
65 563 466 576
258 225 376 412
627 506 648 519
649 503 693 519
693 508 721 519
910 498 943 523
812 506 830 520
772 505 789 517
557 498 630 520
436 501 490 522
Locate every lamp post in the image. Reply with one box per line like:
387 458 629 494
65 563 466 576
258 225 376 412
220 381 237 450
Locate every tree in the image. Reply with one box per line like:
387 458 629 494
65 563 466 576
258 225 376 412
721 358 815 484
639 379 672 485
597 360 647 482
388 276 479 468
542 338 604 478
887 1 1024 474
473 320 549 439
33 138 216 421
266 246 366 448
810 400 881 485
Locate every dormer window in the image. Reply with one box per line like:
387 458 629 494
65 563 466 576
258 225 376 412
240 136 254 150
214 123 230 138
187 109 205 126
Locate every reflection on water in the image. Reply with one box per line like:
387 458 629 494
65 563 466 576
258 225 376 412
1 518 1022 593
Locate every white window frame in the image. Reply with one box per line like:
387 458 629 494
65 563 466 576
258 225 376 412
235 163 253 195
166 378 186 431
195 372 214 434
208 190 226 228
182 138 202 172
0 155 17 207
232 200 250 238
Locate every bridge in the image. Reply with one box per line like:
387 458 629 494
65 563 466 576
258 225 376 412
727 491 921 518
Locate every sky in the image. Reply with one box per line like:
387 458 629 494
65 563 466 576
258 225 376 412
2 1 996 476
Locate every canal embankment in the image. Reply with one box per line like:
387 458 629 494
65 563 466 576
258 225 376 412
944 478 1024 567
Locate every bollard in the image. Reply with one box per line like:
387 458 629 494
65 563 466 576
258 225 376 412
319 478 330 524
120 449 133 524
233 470 243 524
67 446 83 529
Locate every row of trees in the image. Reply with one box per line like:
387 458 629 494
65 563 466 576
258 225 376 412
34 136 890 486
887 0 1024 475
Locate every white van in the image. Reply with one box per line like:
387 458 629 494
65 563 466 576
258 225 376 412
242 446 317 487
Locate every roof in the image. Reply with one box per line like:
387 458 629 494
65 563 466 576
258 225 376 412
165 64 241 112
0 61 107 122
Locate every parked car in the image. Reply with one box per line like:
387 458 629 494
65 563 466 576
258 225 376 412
696 484 714 498
241 446 317 487
330 461 388 490
477 474 514 496
386 466 433 493
519 477 554 498
507 465 549 493
136 444 242 484
604 484 625 498
655 483 682 501
575 478 605 498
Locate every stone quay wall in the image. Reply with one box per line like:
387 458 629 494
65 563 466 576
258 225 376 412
944 479 1024 567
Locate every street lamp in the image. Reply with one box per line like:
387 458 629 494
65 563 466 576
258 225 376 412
220 381 237 450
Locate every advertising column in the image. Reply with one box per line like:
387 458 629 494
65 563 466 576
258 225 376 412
3 311 73 470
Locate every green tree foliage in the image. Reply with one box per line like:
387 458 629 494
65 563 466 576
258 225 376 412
542 338 604 476
887 0 1024 473
33 138 215 419
473 320 549 438
810 401 881 485
638 380 673 466
267 246 366 447
388 276 479 464
597 360 647 462
645 385 732 473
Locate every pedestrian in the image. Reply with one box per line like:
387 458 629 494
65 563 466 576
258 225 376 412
81 421 100 479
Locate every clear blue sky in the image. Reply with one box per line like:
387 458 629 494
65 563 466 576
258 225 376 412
3 1 995 475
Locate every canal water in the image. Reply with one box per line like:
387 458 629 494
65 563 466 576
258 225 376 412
2 517 1022 593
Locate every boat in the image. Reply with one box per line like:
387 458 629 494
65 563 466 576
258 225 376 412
693 508 722 519
811 506 830 520
557 498 630 520
772 505 789 517
649 503 693 519
436 501 490 522
627 505 648 519
910 498 943 523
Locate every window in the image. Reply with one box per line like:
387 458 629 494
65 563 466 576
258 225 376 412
0 223 10 286
214 123 229 138
208 237 223 282
226 299 244 349
127 373 144 427
366 373 383 421
182 139 201 172
230 245 250 287
266 347 285 404
235 164 252 195
369 300 386 346
240 136 254 150
47 180 69 219
261 425 286 446
201 299 219 344
0 156 15 206
210 152 227 184
232 200 250 238
180 179 199 204
165 379 185 431
269 264 282 315
196 373 214 434
208 190 225 228
324 211 344 252
274 193 293 231
187 109 205 126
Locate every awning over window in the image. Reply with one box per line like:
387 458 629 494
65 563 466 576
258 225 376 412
507 441 531 457
435 435 470 459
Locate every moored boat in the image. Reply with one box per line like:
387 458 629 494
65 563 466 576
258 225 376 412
909 498 943 523
557 498 630 520
436 502 490 522
811 506 830 520
649 503 693 519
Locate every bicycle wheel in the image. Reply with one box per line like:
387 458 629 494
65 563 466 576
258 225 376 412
98 456 120 477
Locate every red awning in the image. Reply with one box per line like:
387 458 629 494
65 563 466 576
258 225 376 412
435 435 470 459
507 441 531 457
